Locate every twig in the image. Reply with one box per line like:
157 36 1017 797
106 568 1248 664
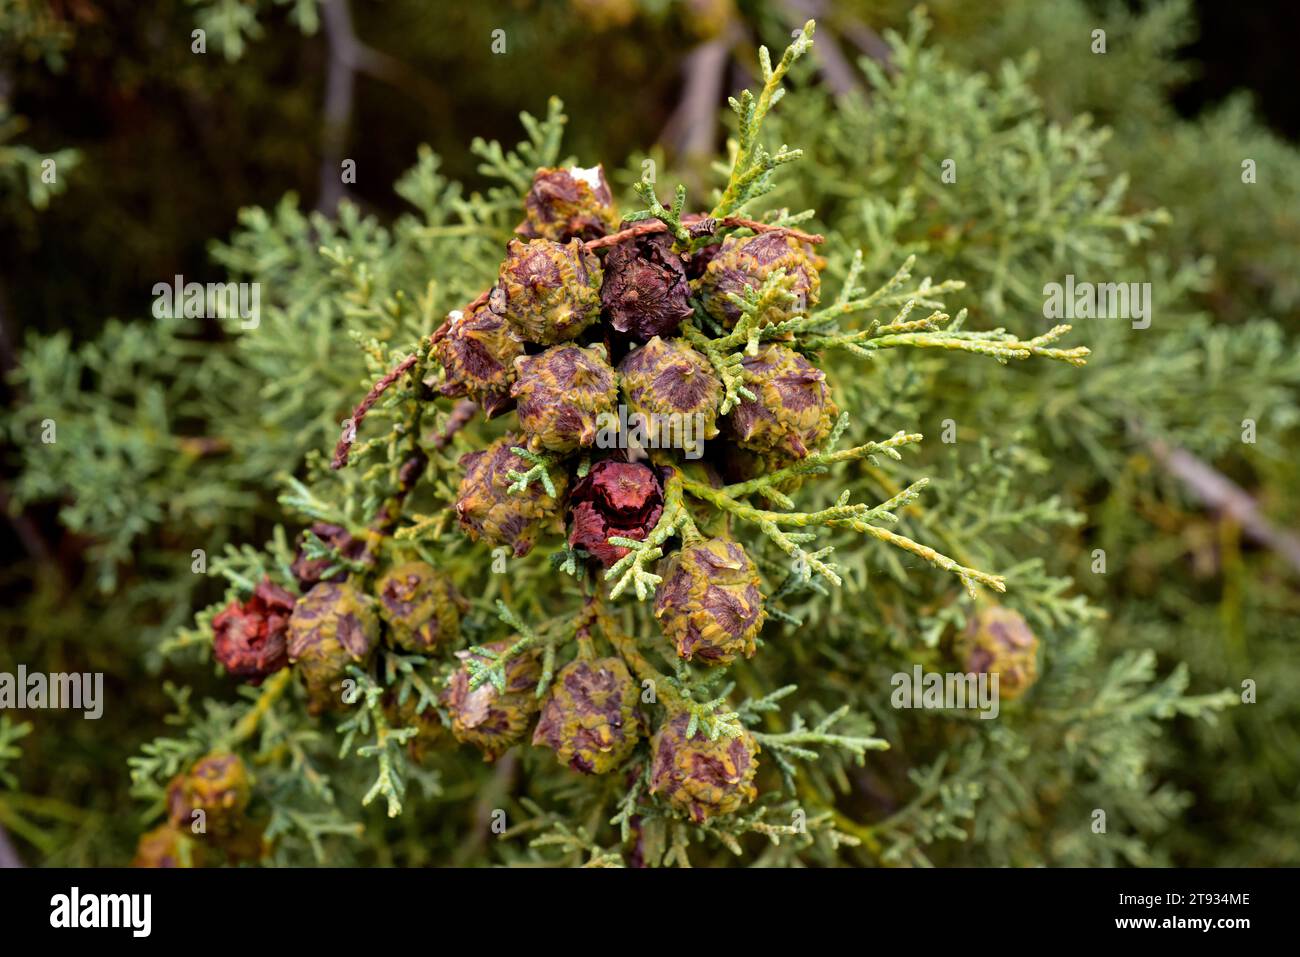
780 0 861 95
430 399 478 450
659 30 735 166
582 220 670 251
1148 437 1300 574
719 216 823 244
317 0 357 215
331 352 418 469
840 19 895 69
584 217 823 251
0 824 23 868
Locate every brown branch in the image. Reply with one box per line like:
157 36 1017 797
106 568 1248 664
334 287 491 470
0 823 23 868
331 352 418 469
780 0 862 96
659 32 735 166
584 217 823 251
719 216 824 245
582 220 671 250
317 0 357 216
431 399 478 450
1148 437 1300 575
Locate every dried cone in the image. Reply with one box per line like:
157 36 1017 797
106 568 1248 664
959 606 1040 700
211 577 295 683
654 537 765 664
375 561 465 652
290 522 364 587
532 657 641 774
455 433 569 557
648 712 759 822
495 238 602 345
600 229 693 341
165 751 250 838
434 300 525 418
440 639 542 760
729 343 837 458
516 165 616 242
695 231 820 328
619 336 722 457
567 460 664 567
511 344 618 453
286 581 379 713
132 823 205 868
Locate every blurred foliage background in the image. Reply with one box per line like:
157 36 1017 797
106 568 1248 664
1 0 1297 866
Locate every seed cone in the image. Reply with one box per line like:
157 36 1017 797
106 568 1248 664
648 712 759 822
532 657 642 773
695 232 820 328
619 336 722 457
728 343 837 458
434 300 525 418
441 639 542 760
165 751 250 838
455 433 569 558
654 537 765 665
290 521 364 587
132 823 206 868
568 459 664 567
516 165 616 242
212 577 295 683
512 343 619 453
600 229 693 341
286 581 379 714
375 561 465 652
495 238 602 345
959 605 1040 700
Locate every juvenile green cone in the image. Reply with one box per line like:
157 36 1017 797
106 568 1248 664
375 561 465 652
648 712 759 822
532 657 641 773
654 537 765 665
696 232 820 328
440 639 542 760
958 605 1040 700
728 343 837 459
455 433 569 557
512 344 618 453
495 238 602 344
286 581 379 713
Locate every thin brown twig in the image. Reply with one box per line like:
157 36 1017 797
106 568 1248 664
585 217 824 251
431 399 478 450
331 353 418 469
582 220 671 250
1148 437 1300 575
719 216 824 244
